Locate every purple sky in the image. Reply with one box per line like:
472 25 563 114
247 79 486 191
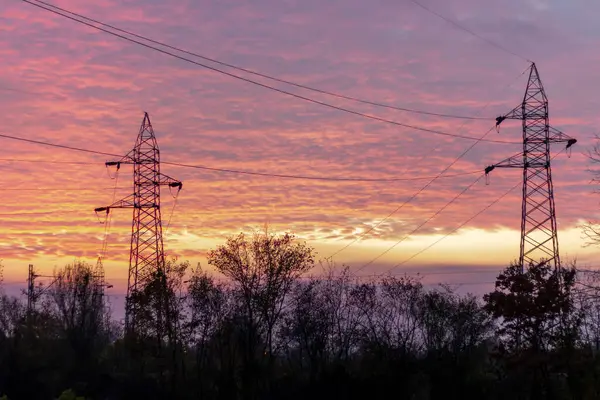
1 0 599 307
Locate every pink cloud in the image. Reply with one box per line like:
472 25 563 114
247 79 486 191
0 0 598 285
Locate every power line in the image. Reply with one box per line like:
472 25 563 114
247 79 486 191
0 158 100 165
0 131 482 182
301 268 503 280
325 65 529 259
411 0 532 63
224 273 497 286
389 181 521 271
0 210 84 216
328 127 494 259
352 173 485 275
0 187 127 191
0 156 481 182
380 149 568 275
447 281 496 286
21 0 519 145
163 159 482 182
0 86 43 95
28 0 490 122
0 132 120 158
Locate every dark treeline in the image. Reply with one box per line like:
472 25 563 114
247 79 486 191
1 231 600 399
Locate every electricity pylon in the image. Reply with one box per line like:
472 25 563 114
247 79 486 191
93 257 107 300
485 63 576 272
95 112 182 334
26 264 37 317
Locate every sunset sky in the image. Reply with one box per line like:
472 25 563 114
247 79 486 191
1 0 600 306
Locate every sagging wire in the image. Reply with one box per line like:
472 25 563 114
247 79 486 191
168 182 183 199
95 208 108 224
97 162 122 223
164 183 183 236
98 169 120 263
106 161 121 180
164 197 179 236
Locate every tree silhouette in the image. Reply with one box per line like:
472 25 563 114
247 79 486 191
208 230 314 397
484 260 581 398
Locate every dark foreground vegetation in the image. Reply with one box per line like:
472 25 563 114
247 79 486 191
1 231 600 400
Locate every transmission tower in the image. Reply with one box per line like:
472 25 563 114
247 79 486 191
93 257 109 300
95 112 182 334
485 63 576 272
26 264 37 316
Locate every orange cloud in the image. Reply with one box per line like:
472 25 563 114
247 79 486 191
0 0 599 294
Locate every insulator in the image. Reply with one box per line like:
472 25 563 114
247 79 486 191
105 161 122 180
495 116 506 132
106 161 121 170
168 182 183 198
94 207 109 224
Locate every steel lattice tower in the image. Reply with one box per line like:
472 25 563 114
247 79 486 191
485 63 576 272
26 264 37 316
95 112 182 333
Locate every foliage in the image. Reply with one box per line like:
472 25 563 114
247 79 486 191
207 230 314 354
484 261 580 353
56 389 85 400
1 235 600 399
582 135 600 246
49 261 113 359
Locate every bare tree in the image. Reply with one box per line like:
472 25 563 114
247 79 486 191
573 268 600 351
417 286 455 353
349 282 381 351
207 229 314 398
320 266 365 365
282 278 334 381
48 261 112 361
0 294 24 341
378 275 424 354
207 230 314 363
582 136 600 245
130 259 188 347
184 265 231 397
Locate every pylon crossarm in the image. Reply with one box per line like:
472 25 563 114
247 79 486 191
105 147 137 168
549 126 577 147
94 195 136 215
485 152 525 174
157 173 183 199
103 155 134 181
495 104 523 129
156 172 182 186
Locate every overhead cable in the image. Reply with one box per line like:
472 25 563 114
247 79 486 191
21 0 519 145
352 173 485 275
325 64 529 258
381 149 567 274
389 180 521 271
411 0 532 63
328 127 495 258
0 132 480 182
28 0 490 121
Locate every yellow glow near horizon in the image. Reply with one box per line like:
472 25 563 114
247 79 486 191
3 226 597 295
